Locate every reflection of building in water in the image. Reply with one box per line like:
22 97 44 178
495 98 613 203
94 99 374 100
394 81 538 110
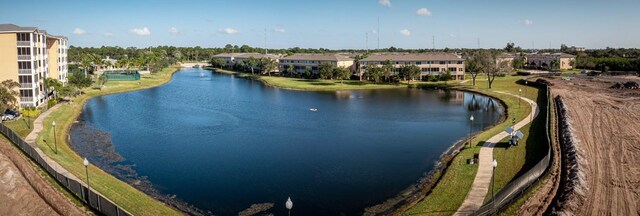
334 90 354 100
438 90 465 105
451 91 465 105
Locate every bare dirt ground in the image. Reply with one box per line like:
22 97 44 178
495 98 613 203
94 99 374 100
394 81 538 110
0 139 86 216
548 75 640 215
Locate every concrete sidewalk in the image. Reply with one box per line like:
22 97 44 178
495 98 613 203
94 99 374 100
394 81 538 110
455 91 539 215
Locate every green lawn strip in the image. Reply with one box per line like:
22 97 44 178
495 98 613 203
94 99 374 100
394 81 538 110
4 118 35 138
210 68 406 91
404 76 538 215
37 66 183 216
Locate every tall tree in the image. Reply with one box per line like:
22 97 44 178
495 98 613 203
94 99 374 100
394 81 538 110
466 53 486 86
287 64 296 77
484 56 510 89
260 58 278 76
382 60 394 83
318 62 335 80
0 80 20 111
353 53 370 81
209 57 226 69
333 66 351 83
246 57 258 74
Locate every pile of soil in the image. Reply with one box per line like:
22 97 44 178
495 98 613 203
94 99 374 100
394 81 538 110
610 81 639 89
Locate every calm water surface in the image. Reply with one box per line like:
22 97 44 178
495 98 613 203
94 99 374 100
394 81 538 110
72 68 502 215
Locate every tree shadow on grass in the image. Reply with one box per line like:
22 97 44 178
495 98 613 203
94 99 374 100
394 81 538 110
309 82 337 86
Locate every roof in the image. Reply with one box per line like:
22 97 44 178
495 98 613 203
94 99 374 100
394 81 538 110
0 24 68 40
361 52 463 62
0 24 37 33
528 53 576 58
281 53 353 61
497 53 516 58
213 53 241 58
234 53 280 59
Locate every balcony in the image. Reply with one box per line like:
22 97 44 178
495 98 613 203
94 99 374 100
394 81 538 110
17 41 30 46
20 83 33 89
20 97 34 102
17 55 32 60
18 69 32 74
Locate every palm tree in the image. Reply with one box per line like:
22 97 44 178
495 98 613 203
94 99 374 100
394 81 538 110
246 57 258 74
0 80 20 112
382 60 394 83
287 64 295 77
353 53 370 81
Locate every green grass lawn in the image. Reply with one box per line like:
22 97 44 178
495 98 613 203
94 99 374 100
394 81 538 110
36 66 183 216
3 117 35 138
403 75 546 215
211 68 407 91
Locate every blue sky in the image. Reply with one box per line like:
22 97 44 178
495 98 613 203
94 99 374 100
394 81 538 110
2 0 639 49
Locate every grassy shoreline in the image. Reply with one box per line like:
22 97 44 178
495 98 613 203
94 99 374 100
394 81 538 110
403 76 544 215
37 66 183 216
209 68 406 91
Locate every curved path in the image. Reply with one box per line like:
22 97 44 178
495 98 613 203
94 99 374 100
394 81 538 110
455 91 539 215
25 103 131 215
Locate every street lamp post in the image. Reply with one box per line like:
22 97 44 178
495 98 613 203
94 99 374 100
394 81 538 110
492 159 498 215
52 121 57 154
84 158 90 191
286 197 293 216
469 115 474 148
518 89 522 109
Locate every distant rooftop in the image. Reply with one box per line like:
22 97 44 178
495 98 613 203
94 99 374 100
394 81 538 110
281 53 353 61
361 52 463 62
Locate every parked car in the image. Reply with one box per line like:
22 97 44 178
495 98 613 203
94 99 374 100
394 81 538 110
1 114 15 121
4 109 19 117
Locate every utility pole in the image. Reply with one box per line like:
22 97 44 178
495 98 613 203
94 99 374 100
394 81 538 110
432 35 435 50
264 28 268 55
477 37 480 49
366 32 369 51
377 17 380 50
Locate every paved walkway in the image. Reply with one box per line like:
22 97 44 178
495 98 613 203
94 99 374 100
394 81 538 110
24 103 131 214
455 91 539 215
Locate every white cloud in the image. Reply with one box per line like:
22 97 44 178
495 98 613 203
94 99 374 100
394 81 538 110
378 0 391 7
72 28 86 35
399 29 411 36
169 27 180 35
524 19 533 25
218 27 239 34
273 28 286 33
130 27 151 36
416 8 432 16
104 32 113 37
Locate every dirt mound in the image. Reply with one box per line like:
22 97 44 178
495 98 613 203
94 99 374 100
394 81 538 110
547 76 640 215
610 81 639 89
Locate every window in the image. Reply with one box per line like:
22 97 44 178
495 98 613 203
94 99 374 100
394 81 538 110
457 61 463 64
18 75 33 83
17 33 31 41
17 47 31 55
18 62 31 69
448 67 457 72
416 61 422 65
439 61 445 64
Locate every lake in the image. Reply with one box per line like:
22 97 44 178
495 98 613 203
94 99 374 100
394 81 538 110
70 68 503 215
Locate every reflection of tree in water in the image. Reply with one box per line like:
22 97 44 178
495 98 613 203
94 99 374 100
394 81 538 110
466 94 500 113
438 89 453 102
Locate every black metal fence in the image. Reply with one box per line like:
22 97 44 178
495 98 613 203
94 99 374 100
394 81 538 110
474 81 554 215
0 124 132 216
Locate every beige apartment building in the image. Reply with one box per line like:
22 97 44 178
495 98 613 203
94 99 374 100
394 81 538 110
360 53 465 80
0 24 68 108
525 53 575 70
279 53 354 75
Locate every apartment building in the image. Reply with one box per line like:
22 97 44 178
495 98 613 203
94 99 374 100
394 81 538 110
525 53 576 70
279 53 354 74
360 53 465 80
212 53 241 67
0 24 68 108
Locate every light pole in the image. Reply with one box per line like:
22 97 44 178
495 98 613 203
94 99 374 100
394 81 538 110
84 158 90 191
492 159 498 215
286 197 293 216
518 89 522 109
469 115 474 148
52 121 57 154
